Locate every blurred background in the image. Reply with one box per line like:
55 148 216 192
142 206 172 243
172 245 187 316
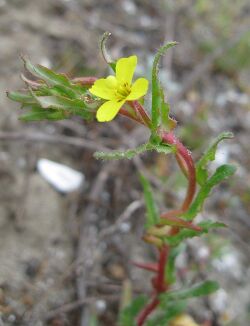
0 0 250 325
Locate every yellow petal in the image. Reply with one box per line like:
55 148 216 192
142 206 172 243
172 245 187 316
126 78 149 100
96 100 125 122
89 78 116 100
116 55 137 85
170 314 200 326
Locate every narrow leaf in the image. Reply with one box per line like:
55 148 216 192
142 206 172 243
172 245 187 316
7 91 35 103
165 221 226 247
145 301 186 326
160 280 219 305
119 296 148 326
151 42 177 130
196 132 234 185
23 57 71 87
184 164 236 220
19 109 66 121
100 32 116 71
165 243 185 284
140 174 159 228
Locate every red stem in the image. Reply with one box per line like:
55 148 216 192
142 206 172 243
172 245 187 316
119 107 143 124
156 245 169 292
72 76 97 86
132 261 159 273
137 296 159 326
130 101 152 128
161 131 196 211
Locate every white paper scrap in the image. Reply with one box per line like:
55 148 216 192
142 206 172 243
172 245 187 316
37 159 84 193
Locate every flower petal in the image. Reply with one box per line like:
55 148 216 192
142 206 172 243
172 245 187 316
96 100 125 122
116 56 137 85
89 78 116 100
126 78 149 100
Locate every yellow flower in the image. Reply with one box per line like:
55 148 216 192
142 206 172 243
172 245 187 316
89 55 148 122
170 314 201 326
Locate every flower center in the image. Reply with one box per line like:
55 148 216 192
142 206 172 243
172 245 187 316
115 82 131 102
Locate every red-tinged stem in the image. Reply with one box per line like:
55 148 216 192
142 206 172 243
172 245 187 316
176 153 189 179
119 107 143 124
158 216 202 232
156 245 169 292
72 76 97 86
160 209 183 219
137 296 159 326
133 261 159 273
129 101 152 128
161 131 196 211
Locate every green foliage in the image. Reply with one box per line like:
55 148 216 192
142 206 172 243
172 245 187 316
94 141 175 160
145 301 186 326
94 143 150 160
165 220 226 247
151 42 177 131
165 243 186 284
185 164 236 220
119 296 148 326
89 314 99 326
7 57 95 121
19 106 66 122
196 131 234 186
160 280 219 306
140 174 160 228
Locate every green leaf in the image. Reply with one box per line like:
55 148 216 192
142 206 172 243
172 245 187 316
99 32 116 72
23 57 71 87
7 91 35 103
47 84 80 99
89 314 99 326
32 95 93 120
145 301 186 326
184 164 236 220
19 107 66 121
119 296 148 326
196 131 234 185
160 281 219 306
165 220 226 247
151 42 177 131
165 243 185 284
140 174 160 228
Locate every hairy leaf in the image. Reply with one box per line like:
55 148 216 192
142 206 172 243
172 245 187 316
165 220 226 247
32 95 93 120
185 164 236 220
7 91 35 103
145 301 186 326
100 32 116 71
196 131 234 185
160 281 219 306
140 174 160 228
23 57 71 87
151 42 177 131
165 243 186 284
119 296 148 326
19 108 66 121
